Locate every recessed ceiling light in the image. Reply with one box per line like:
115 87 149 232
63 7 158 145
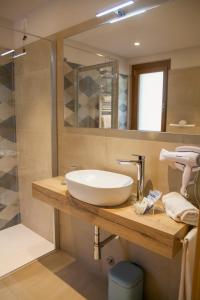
134 42 140 46
96 1 134 18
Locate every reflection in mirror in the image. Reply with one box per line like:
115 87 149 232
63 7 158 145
64 0 200 134
63 41 126 129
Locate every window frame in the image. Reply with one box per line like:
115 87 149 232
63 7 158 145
131 60 171 131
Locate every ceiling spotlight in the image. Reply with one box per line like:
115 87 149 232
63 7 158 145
134 42 140 46
0 49 15 56
96 1 134 18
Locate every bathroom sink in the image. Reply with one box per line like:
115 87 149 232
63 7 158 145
65 170 133 207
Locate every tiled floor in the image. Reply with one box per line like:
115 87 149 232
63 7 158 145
0 250 108 300
0 224 55 277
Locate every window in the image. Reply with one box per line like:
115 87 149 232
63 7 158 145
131 60 170 131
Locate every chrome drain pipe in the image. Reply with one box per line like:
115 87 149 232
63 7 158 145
94 225 119 260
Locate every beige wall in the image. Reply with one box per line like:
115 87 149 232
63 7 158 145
58 130 189 300
15 39 54 241
0 16 14 49
167 67 200 134
129 45 200 70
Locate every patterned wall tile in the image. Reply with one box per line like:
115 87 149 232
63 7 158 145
1 213 20 230
0 188 18 206
64 60 115 129
118 74 128 129
79 76 99 97
0 84 13 104
0 62 19 230
0 167 18 192
0 116 16 142
0 155 17 173
0 63 13 90
64 59 80 127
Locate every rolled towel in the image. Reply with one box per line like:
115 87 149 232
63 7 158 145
162 192 199 226
101 115 111 128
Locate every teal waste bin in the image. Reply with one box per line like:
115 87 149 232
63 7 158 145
108 261 144 300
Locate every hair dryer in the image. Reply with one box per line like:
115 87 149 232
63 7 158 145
160 146 200 197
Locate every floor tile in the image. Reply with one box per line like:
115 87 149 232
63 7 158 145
0 250 108 300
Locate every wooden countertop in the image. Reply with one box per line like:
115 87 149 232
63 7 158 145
32 176 189 258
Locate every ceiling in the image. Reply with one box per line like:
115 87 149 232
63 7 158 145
0 0 119 22
0 0 51 21
71 0 200 58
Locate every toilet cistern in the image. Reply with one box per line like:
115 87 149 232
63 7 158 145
117 154 145 201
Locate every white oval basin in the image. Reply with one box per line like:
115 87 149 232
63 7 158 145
65 170 133 207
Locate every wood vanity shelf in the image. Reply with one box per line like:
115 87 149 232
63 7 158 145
32 177 189 259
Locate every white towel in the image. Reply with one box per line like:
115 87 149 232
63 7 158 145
178 228 197 300
101 115 111 128
162 192 199 226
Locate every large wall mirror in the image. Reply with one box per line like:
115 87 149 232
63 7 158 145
63 0 200 135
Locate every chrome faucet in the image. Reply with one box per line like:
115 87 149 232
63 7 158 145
117 154 145 201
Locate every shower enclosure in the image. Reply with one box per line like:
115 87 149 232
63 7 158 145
77 62 118 128
0 25 56 277
63 41 129 130
0 59 19 230
64 60 118 128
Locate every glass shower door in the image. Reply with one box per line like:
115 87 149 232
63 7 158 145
77 62 117 128
0 59 20 230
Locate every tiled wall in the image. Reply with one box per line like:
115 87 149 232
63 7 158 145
64 59 101 128
64 59 78 127
118 74 128 129
0 61 20 230
78 67 101 128
14 39 54 241
64 60 128 129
